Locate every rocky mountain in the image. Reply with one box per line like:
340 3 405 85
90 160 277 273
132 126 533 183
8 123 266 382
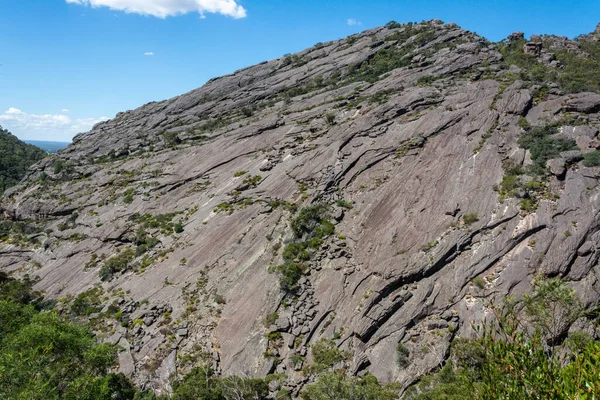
3 19 600 397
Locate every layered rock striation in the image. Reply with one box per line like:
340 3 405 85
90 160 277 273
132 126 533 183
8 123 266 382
3 20 600 395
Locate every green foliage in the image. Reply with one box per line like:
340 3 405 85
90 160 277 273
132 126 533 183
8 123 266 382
408 277 598 400
523 276 582 344
324 113 336 125
0 220 43 246
291 203 332 239
518 116 531 128
517 125 577 174
99 248 136 281
421 240 438 252
310 339 348 373
271 204 334 292
0 125 47 194
0 275 135 400
336 199 353 209
471 276 486 290
174 222 184 233
499 37 600 94
348 46 413 83
163 131 181 147
242 174 262 187
583 150 600 167
129 212 181 234
265 312 279 327
123 188 135 204
0 271 42 306
53 158 73 175
234 170 248 177
397 343 410 367
71 287 104 316
272 262 304 292
301 372 399 400
417 75 436 86
172 366 268 400
385 20 403 29
462 213 479 226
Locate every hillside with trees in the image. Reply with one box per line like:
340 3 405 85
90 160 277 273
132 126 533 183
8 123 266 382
0 126 47 194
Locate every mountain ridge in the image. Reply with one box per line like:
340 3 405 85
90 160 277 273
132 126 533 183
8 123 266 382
3 19 600 397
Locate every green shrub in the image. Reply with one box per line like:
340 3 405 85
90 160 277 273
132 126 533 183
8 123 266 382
462 213 479 225
242 175 262 187
174 222 184 233
336 199 353 209
397 343 410 367
0 277 136 400
517 125 577 174
172 366 268 400
520 198 537 212
272 262 304 292
123 188 135 204
71 287 103 316
302 372 399 400
417 75 436 86
583 150 600 167
471 276 486 289
310 339 348 374
421 240 438 252
99 248 136 281
163 131 181 147
265 312 279 327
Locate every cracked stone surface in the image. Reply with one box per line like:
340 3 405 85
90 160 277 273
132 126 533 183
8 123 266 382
3 20 600 393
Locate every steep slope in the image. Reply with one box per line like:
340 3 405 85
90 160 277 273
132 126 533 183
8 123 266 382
0 126 47 194
3 20 600 395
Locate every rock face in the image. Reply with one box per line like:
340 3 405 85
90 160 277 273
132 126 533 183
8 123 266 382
2 20 600 394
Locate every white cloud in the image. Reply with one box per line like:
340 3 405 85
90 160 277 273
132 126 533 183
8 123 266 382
0 108 108 142
65 0 247 19
347 18 362 26
62 108 70 112
144 51 154 56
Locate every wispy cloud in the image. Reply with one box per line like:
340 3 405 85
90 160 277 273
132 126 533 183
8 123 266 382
144 51 154 56
0 107 108 141
65 0 247 19
61 108 70 112
347 18 362 26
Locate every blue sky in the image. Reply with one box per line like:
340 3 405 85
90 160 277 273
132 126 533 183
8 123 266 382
1 0 598 142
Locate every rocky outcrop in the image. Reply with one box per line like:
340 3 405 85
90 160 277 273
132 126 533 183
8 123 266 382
2 20 600 395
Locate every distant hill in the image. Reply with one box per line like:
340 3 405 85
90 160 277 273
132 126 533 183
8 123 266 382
24 140 70 154
0 126 47 194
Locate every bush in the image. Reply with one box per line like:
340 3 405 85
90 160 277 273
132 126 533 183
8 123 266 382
385 20 402 29
417 75 436 86
0 295 135 400
302 372 399 400
99 248 136 281
397 343 410 367
517 125 577 174
583 150 600 167
163 131 181 147
172 366 268 400
336 199 353 209
273 262 304 292
462 213 479 225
